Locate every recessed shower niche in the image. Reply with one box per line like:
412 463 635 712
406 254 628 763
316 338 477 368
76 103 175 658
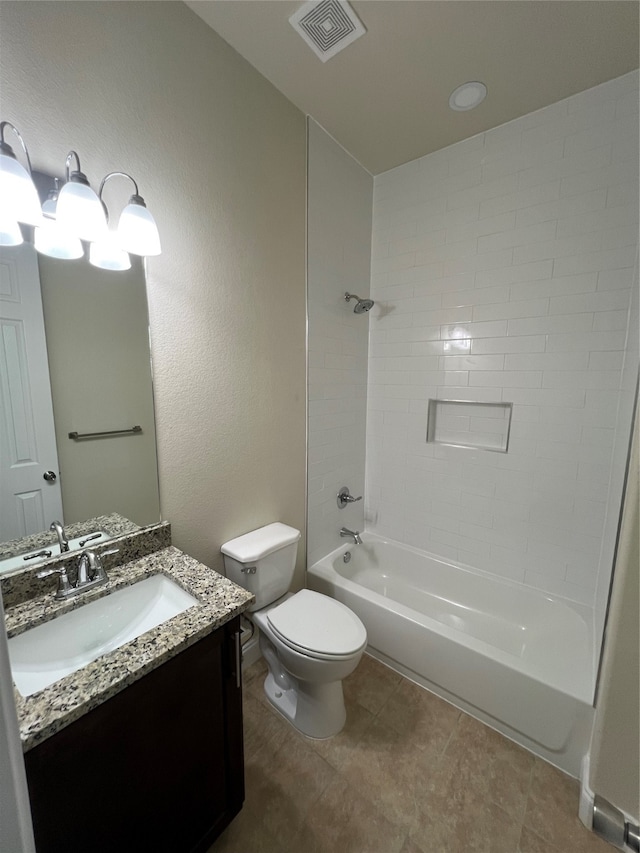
426 400 513 453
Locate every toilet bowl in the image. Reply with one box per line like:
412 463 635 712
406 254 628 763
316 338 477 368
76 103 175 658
221 523 367 738
253 589 367 738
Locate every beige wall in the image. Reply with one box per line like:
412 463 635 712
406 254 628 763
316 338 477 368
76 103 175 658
0 2 307 579
590 413 640 821
38 255 160 527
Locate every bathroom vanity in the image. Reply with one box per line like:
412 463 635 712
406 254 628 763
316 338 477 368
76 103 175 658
2 521 254 853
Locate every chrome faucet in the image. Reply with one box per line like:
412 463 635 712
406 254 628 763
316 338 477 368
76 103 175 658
340 527 362 546
37 548 119 600
50 520 69 553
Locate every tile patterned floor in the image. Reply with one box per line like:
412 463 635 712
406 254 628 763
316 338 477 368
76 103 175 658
208 655 611 853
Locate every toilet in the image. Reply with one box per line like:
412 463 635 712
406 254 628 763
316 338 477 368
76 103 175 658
221 522 367 739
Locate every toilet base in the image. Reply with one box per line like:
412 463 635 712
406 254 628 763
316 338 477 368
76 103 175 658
263 671 347 739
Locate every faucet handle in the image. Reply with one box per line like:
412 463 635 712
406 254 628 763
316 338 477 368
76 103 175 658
36 565 67 579
36 566 73 597
337 486 363 509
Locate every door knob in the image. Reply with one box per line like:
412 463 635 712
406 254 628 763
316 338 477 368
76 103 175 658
43 471 57 482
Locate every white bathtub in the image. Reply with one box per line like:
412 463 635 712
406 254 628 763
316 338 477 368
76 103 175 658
308 533 594 776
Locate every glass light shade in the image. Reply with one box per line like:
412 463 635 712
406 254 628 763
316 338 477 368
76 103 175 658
89 234 131 271
117 202 161 256
41 195 58 218
34 219 83 260
0 152 42 225
56 180 108 242
0 216 23 246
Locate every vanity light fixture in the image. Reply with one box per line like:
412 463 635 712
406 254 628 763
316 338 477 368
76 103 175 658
0 121 42 226
0 119 161 267
56 151 108 243
33 179 84 260
99 171 161 257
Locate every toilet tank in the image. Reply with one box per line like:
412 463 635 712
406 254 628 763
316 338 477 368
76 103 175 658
220 523 301 612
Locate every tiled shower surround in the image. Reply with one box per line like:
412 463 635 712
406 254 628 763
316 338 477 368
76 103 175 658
307 120 373 569
366 71 639 614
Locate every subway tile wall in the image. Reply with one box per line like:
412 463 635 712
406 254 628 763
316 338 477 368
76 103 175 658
307 120 373 568
366 71 639 609
594 260 638 652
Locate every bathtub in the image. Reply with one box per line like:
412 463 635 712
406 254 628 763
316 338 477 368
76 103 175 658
308 533 594 776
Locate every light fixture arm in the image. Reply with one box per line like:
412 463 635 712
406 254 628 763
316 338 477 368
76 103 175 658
65 150 91 184
0 118 159 260
99 171 140 200
0 121 34 173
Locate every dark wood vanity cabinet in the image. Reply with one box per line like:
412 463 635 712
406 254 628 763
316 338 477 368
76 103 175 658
24 617 244 853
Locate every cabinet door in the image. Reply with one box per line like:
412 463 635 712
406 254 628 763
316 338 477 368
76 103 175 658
25 620 244 853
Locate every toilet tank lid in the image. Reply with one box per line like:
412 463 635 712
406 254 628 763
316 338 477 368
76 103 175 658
220 522 301 563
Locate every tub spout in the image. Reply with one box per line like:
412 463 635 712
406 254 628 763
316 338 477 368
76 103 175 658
340 527 362 545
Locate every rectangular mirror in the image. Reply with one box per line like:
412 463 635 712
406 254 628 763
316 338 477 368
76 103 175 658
0 233 160 562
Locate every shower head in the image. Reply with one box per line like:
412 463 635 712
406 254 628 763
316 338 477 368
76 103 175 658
344 292 374 314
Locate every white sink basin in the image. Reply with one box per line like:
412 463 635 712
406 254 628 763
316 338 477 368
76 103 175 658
8 575 198 697
0 531 111 576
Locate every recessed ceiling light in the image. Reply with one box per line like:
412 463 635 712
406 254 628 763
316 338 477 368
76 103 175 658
449 81 487 112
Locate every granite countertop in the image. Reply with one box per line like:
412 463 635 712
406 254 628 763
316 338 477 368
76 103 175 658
5 546 254 752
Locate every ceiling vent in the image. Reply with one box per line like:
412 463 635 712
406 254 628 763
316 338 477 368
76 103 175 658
289 0 366 63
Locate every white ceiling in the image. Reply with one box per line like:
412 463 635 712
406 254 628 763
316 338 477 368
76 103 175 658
186 1 639 175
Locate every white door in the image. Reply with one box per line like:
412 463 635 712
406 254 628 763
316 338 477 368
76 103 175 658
0 243 63 541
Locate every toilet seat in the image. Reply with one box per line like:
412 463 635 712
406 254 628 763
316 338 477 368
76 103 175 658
266 589 367 661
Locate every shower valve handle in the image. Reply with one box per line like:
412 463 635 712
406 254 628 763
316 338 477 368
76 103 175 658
337 487 362 509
